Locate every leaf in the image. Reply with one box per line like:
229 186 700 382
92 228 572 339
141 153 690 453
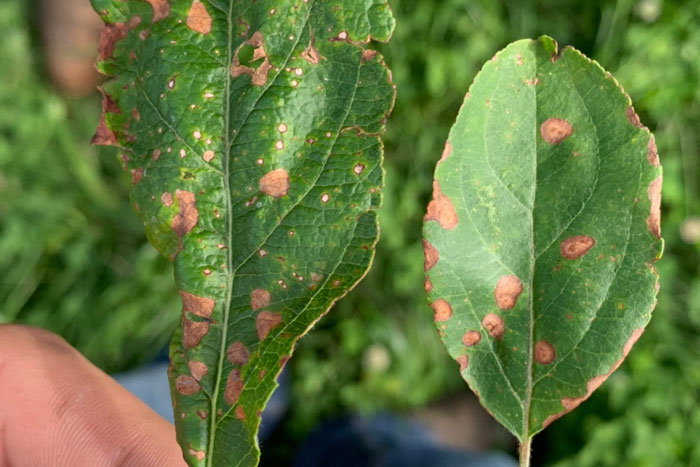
90 1 394 465
423 36 662 447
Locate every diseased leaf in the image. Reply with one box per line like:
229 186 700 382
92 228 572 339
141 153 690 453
91 1 394 465
423 36 662 447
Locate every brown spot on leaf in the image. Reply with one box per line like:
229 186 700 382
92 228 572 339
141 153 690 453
145 0 170 22
98 22 128 61
224 370 244 405
647 136 660 166
560 235 596 260
235 406 246 420
362 49 378 63
456 355 469 372
227 341 250 366
260 168 290 197
183 319 209 349
196 410 208 420
462 330 481 347
100 90 120 114
625 106 644 128
494 274 523 310
424 278 433 293
280 356 290 369
482 313 505 339
188 360 208 381
534 341 555 364
231 31 272 86
172 190 199 237
431 299 452 322
425 180 458 230
91 115 118 146
438 140 452 166
256 311 282 340
543 328 645 429
186 1 212 34
540 118 573 145
301 43 321 64
647 176 662 239
203 150 215 162
176 375 200 395
250 289 271 310
188 449 206 461
422 239 439 272
131 167 143 185
180 291 215 319
161 192 173 207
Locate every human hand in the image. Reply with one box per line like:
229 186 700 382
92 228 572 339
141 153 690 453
0 325 187 467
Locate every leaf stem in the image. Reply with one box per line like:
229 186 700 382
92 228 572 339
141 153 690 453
519 436 532 467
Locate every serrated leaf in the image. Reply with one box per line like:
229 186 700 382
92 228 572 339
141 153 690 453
423 36 662 446
90 1 394 465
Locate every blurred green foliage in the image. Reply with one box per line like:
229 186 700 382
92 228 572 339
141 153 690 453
0 1 180 372
2 0 699 465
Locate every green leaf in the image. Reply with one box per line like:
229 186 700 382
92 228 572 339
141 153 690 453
423 36 662 447
91 1 394 465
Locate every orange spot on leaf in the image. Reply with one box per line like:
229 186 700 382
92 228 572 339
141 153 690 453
188 360 208 381
188 449 206 461
231 31 271 86
425 180 458 230
97 22 128 62
482 313 504 339
91 115 118 146
540 118 573 145
494 274 523 310
560 235 596 260
250 289 271 310
647 176 662 239
161 192 173 207
186 1 212 34
534 341 555 364
625 106 644 128
422 238 439 272
301 43 321 64
462 330 481 347
256 311 282 340
456 354 469 372
176 375 200 395
260 168 290 198
431 299 452 322
172 190 199 237
180 290 215 319
438 140 452 166
224 370 244 405
183 319 209 349
227 341 250 366
145 0 170 22
647 136 660 166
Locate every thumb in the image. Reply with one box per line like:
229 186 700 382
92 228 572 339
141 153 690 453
0 324 187 467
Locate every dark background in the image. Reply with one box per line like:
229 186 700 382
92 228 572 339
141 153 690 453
1 0 699 465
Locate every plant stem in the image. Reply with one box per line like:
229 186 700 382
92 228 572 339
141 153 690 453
519 436 532 467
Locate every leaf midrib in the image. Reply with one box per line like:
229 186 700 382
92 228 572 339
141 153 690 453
207 1 317 463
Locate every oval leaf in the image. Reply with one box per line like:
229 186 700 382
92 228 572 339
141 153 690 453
423 36 662 443
91 1 395 465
